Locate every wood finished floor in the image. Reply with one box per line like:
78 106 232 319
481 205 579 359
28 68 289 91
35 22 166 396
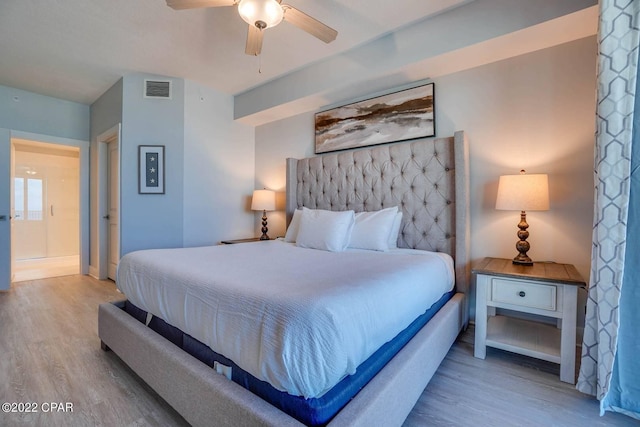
12 256 80 282
1 275 637 427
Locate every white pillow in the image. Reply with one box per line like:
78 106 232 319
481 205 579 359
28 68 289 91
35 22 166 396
387 211 403 249
296 208 355 252
284 209 302 243
349 207 398 251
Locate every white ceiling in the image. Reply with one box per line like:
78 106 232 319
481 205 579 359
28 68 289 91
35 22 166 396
0 0 472 106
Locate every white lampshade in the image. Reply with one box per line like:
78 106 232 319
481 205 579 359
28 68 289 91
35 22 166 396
251 189 276 211
238 0 284 29
496 172 549 211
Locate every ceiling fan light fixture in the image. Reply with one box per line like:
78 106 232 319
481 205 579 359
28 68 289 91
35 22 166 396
238 0 283 29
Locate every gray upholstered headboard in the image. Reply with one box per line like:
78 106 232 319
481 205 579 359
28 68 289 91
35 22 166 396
285 131 470 301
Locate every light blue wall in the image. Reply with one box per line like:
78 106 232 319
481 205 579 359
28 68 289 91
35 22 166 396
183 80 255 246
120 74 185 255
0 85 89 140
90 79 123 141
0 85 89 290
89 79 123 268
1 75 254 286
89 75 256 266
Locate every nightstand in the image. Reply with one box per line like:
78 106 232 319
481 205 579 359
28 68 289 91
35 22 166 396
220 237 270 244
473 257 585 384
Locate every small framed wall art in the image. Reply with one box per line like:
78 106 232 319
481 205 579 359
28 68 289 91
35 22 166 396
314 83 435 154
138 145 165 194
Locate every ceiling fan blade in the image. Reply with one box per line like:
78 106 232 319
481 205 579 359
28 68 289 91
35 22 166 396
166 0 236 10
281 5 337 43
245 25 264 56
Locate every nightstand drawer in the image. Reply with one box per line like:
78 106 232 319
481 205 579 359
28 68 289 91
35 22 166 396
490 278 557 311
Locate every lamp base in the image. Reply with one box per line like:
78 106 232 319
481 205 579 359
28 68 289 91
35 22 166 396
259 210 270 240
512 254 533 266
512 210 533 266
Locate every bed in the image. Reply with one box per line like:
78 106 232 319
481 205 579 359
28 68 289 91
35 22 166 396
98 130 470 426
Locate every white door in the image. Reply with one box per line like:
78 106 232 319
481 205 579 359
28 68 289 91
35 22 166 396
107 140 119 280
46 158 80 257
12 147 79 261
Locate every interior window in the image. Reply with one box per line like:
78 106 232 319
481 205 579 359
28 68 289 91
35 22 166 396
14 177 44 221
27 178 43 220
13 177 24 221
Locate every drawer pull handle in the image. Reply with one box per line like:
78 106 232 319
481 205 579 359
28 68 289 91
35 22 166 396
518 291 526 297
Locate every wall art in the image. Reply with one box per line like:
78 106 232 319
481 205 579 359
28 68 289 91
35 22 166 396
139 145 165 194
314 83 435 154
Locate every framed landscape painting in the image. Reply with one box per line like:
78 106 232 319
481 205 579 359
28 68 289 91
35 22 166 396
314 83 435 154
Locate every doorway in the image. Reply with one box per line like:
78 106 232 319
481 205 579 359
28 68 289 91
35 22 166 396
11 139 80 282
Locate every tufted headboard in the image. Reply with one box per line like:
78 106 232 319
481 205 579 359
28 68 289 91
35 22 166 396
285 131 470 300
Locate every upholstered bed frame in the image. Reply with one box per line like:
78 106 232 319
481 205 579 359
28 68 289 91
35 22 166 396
98 131 470 426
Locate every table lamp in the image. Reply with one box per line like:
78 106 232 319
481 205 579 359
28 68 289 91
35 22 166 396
251 189 276 240
495 170 549 265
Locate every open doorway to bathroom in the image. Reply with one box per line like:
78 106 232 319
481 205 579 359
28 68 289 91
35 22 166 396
11 138 80 282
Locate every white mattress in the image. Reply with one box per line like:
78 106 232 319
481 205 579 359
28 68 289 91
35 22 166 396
116 239 454 398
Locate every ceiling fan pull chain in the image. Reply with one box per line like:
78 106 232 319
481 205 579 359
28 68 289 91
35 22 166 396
258 54 262 74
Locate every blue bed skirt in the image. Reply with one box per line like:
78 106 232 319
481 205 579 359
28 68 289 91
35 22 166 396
122 290 454 426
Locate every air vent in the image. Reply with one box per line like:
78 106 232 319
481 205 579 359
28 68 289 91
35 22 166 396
144 79 172 99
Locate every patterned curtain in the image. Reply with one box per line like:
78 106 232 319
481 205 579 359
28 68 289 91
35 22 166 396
577 0 640 420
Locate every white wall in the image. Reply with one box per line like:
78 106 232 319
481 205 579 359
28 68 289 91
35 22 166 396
255 37 597 320
437 37 596 280
183 81 255 246
254 113 316 236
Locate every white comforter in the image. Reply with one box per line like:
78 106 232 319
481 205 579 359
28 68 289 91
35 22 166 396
116 240 454 398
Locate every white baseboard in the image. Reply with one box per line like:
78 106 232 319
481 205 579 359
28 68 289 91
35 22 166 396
89 265 99 279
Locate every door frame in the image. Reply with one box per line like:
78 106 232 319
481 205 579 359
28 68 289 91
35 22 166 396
10 142 15 282
10 130 90 277
96 124 121 280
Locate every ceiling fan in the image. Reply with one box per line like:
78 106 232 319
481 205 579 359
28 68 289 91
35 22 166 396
166 0 338 56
